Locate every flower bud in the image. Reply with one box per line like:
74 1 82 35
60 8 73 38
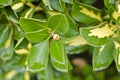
53 34 60 40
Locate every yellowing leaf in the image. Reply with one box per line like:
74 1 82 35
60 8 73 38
112 11 120 20
15 49 29 54
66 36 87 46
5 28 13 48
47 11 61 16
24 8 34 18
88 24 114 38
27 42 32 50
79 6 102 21
118 4 120 14
114 41 120 49
12 2 24 11
118 53 120 65
24 71 30 80
6 70 17 79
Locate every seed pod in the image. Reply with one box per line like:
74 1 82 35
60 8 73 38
53 34 60 40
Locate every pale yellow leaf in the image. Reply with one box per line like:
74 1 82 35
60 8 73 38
79 6 102 21
118 4 120 14
114 41 120 49
24 8 34 18
88 24 114 38
27 42 32 50
112 11 120 20
5 28 13 48
118 53 120 65
66 36 87 46
24 71 30 80
15 49 29 54
12 2 24 10
6 70 17 79
47 11 61 16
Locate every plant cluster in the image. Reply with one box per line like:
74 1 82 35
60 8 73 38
1 0 120 80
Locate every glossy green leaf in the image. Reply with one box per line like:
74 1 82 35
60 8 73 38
50 40 64 63
80 23 110 47
27 40 49 72
50 40 68 72
48 14 69 35
20 18 49 43
113 48 120 72
71 1 102 24
37 63 54 80
65 45 89 54
93 39 114 71
63 14 78 39
15 24 24 40
62 0 73 4
50 0 65 12
0 27 14 61
0 41 14 61
0 26 9 48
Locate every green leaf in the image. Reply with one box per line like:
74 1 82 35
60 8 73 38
15 24 24 40
0 40 13 61
50 40 68 72
65 36 87 46
3 7 19 24
81 0 96 5
42 0 52 10
104 0 111 9
0 26 10 48
62 0 73 4
113 41 120 72
0 0 12 7
0 27 14 61
0 12 9 24
50 0 65 12
37 63 54 80
3 55 27 72
113 48 120 72
14 38 31 55
104 0 115 9
48 14 69 35
63 14 78 39
93 39 114 71
27 40 49 72
65 36 88 54
65 45 89 54
80 23 110 47
20 18 49 43
71 1 102 24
